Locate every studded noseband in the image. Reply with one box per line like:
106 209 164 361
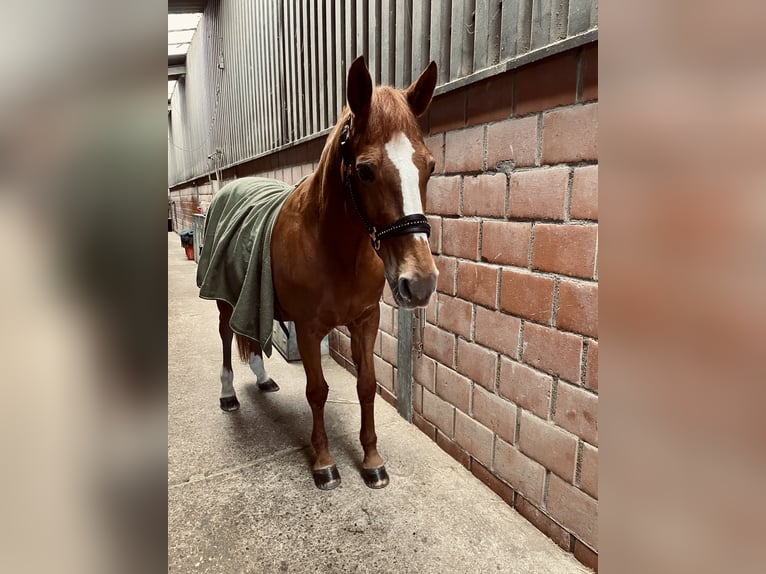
339 117 431 251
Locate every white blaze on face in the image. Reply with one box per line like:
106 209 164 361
384 132 427 242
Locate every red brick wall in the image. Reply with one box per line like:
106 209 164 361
333 43 599 570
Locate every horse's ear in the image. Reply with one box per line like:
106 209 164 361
347 56 373 116
406 61 437 117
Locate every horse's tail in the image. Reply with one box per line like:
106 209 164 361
235 334 257 363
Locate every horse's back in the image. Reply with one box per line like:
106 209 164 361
206 177 293 221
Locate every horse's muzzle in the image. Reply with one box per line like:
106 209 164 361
395 271 438 308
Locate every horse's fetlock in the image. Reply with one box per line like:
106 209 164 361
360 435 378 449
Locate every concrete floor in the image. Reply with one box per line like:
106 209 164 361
168 233 590 574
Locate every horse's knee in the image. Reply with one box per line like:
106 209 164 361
350 345 362 368
218 319 233 343
357 389 376 406
217 305 232 335
306 381 329 407
356 375 377 403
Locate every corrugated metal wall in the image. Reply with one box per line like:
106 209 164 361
168 0 598 187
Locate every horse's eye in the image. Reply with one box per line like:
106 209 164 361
356 163 375 182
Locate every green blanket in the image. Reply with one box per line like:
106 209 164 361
196 177 298 357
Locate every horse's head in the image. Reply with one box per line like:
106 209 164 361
342 57 439 309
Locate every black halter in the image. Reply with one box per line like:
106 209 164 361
339 117 431 251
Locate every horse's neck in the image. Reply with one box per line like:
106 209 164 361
302 150 370 265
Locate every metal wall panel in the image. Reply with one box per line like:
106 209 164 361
412 0 431 76
530 0 552 51
168 0 596 187
430 0 451 85
371 0 382 85
335 0 346 120
358 0 371 83
294 0 307 140
568 0 597 35
449 0 475 81
380 0 394 86
253 0 265 153
395 0 413 88
473 0 502 71
329 1 337 128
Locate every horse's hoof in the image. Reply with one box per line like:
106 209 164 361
257 378 280 392
219 396 240 412
361 466 390 489
312 465 341 490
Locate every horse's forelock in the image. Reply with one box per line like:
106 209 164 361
358 86 422 143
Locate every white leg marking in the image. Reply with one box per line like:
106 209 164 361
249 352 268 384
220 367 235 399
384 132 424 216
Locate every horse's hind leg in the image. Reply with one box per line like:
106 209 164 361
295 323 340 490
216 300 239 412
247 343 279 392
349 305 389 488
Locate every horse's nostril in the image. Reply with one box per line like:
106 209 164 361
398 276 413 301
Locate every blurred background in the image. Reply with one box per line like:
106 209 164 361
0 0 763 573
0 1 166 573
600 1 766 573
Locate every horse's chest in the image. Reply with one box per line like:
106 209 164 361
274 259 383 326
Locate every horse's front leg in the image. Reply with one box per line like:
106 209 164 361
349 305 389 488
295 322 341 490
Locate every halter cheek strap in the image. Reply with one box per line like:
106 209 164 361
339 117 431 251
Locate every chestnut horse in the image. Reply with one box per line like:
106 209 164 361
216 57 438 490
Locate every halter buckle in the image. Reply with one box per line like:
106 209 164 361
369 228 380 251
340 123 350 146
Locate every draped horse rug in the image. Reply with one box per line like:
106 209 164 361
196 176 301 356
